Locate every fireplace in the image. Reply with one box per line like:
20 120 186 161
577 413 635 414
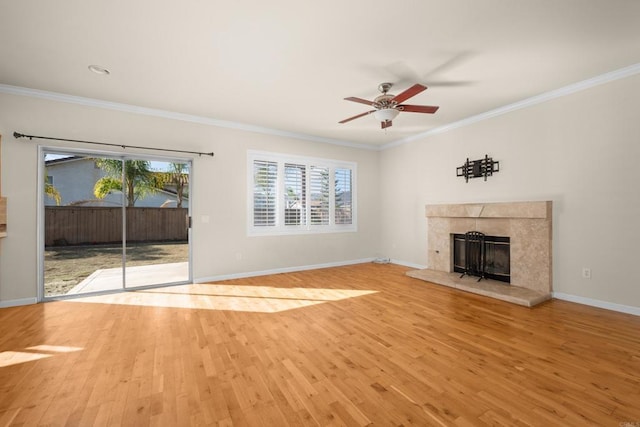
405 201 552 307
452 233 510 283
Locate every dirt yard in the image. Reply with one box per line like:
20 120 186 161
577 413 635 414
45 242 188 296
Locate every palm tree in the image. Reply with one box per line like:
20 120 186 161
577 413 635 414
93 159 162 207
161 163 189 208
44 173 61 205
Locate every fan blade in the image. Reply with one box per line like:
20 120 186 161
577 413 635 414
398 104 439 114
381 120 393 129
339 110 375 124
344 97 375 106
391 84 427 104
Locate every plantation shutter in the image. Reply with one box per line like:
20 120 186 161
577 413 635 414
309 166 329 225
284 163 306 225
253 160 278 226
249 151 356 235
335 168 352 225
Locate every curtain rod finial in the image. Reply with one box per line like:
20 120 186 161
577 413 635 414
13 131 24 139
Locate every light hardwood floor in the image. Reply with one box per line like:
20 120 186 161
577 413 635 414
1 263 639 426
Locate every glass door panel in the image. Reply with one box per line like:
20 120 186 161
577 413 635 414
43 152 124 297
123 159 190 288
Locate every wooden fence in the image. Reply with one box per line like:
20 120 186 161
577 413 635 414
45 207 189 246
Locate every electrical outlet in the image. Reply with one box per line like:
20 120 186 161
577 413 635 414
582 268 591 279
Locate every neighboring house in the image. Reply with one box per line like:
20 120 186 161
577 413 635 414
45 156 188 207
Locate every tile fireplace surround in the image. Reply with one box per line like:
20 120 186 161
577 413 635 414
407 201 552 307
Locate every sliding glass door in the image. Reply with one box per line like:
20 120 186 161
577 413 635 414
43 152 124 297
123 159 190 288
41 150 191 299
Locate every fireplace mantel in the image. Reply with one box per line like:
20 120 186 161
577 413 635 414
408 201 552 306
425 201 550 220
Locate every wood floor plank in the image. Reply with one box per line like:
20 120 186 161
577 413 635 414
1 263 639 426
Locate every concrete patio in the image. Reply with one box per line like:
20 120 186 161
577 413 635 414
66 262 189 294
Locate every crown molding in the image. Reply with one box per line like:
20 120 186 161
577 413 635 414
382 62 640 150
0 84 377 151
2 62 639 153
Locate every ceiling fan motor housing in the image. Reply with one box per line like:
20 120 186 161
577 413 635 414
373 94 396 109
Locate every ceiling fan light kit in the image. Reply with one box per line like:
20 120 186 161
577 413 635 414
339 82 439 129
373 108 399 122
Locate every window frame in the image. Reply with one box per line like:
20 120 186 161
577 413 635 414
247 150 357 236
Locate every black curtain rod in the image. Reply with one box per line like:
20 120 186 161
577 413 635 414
13 132 214 157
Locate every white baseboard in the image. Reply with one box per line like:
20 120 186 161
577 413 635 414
0 297 38 308
195 258 376 283
390 259 427 270
553 292 640 317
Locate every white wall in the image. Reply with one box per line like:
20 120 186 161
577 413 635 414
0 93 381 303
2 72 639 312
379 73 640 309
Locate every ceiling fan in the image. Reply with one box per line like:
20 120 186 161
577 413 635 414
339 82 439 129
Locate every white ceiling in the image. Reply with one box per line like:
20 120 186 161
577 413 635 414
1 0 639 148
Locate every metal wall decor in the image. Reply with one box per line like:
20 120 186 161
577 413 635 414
456 154 499 182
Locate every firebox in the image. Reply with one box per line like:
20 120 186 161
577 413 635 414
452 233 511 283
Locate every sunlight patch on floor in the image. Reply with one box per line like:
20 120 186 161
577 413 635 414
25 345 84 353
0 345 83 368
68 283 377 313
0 351 51 368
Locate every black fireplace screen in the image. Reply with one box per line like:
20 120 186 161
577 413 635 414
453 232 511 283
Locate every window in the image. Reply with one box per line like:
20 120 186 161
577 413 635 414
253 160 277 226
335 168 352 225
248 151 356 235
284 163 306 225
309 166 329 225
